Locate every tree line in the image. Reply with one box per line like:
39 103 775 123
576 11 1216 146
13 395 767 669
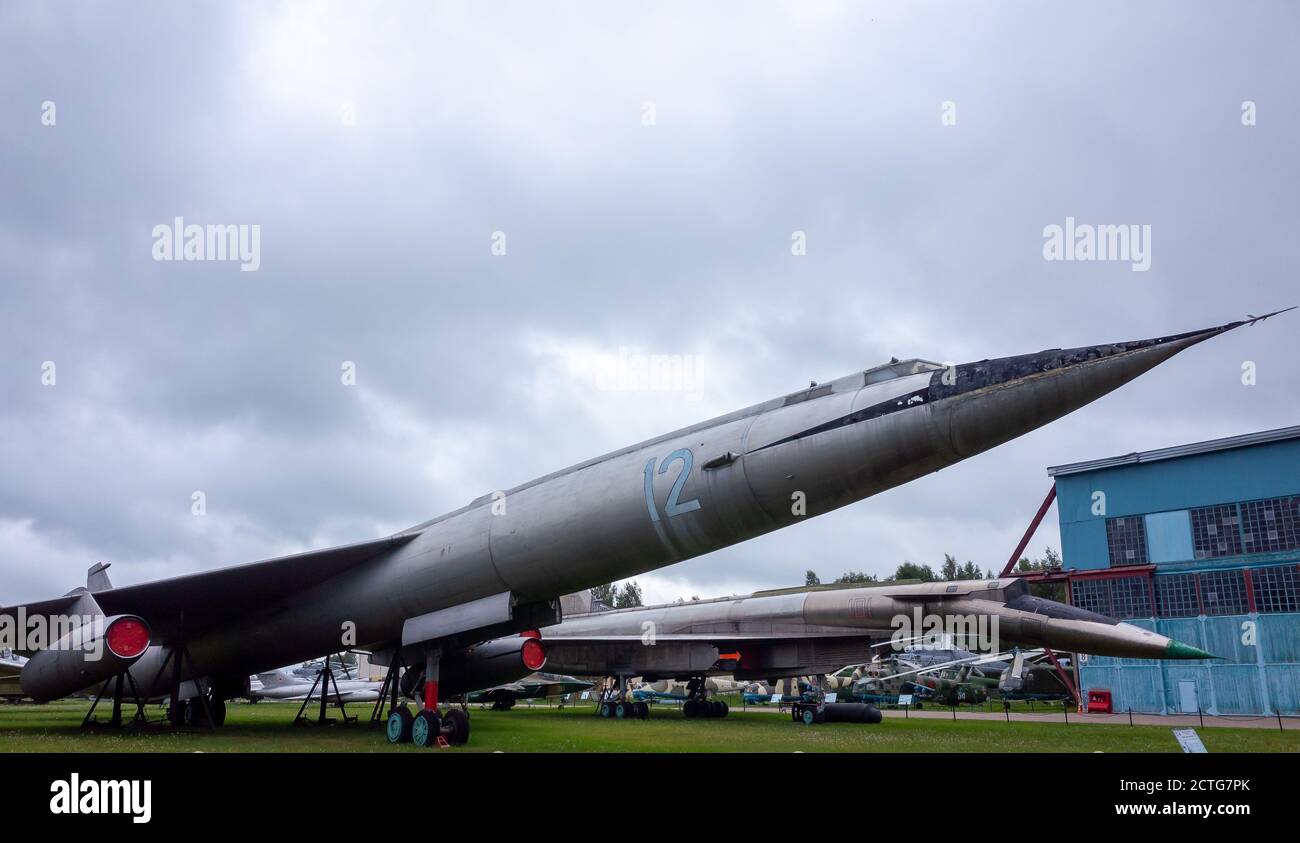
591 547 1064 608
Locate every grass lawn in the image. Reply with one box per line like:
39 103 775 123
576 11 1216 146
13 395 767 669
1 700 1296 752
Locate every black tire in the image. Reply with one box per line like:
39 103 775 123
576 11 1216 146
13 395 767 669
387 705 414 743
683 699 698 718
719 701 729 718
412 710 442 747
599 702 612 717
442 708 470 745
813 707 827 724
182 699 198 727
615 702 628 718
636 701 649 719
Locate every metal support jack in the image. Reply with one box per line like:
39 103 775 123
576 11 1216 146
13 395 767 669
81 669 149 730
293 653 357 725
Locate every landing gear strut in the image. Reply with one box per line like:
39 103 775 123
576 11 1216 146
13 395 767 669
386 648 471 747
682 677 728 719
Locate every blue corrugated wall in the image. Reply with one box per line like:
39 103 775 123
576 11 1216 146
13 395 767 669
1078 613 1300 714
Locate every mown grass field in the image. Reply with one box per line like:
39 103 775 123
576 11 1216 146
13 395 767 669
1 700 1296 752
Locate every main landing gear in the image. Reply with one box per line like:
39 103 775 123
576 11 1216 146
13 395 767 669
682 676 728 719
385 649 470 747
595 676 649 720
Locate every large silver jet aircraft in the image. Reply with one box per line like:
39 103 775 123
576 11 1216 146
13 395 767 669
2 315 1281 747
249 669 383 704
515 576 1213 718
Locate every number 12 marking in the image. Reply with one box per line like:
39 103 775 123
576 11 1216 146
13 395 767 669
643 448 702 523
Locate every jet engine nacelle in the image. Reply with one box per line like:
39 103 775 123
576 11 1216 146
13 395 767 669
400 636 546 700
20 615 152 702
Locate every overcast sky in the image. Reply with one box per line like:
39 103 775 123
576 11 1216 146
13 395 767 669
2 2 1297 606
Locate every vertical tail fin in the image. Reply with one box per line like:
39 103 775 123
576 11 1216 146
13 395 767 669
87 562 113 592
255 670 294 689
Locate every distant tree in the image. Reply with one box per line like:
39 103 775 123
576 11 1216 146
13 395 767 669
941 554 959 581
590 583 617 606
1017 547 1063 573
1014 548 1065 602
834 571 879 584
804 570 821 587
958 561 983 580
615 580 644 608
893 562 936 582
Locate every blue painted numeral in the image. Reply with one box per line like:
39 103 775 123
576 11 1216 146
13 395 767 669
643 448 702 522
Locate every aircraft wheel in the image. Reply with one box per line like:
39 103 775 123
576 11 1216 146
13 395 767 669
442 708 470 745
791 707 801 723
386 705 414 743
599 702 612 717
412 710 442 747
683 699 698 718
800 707 816 725
636 702 649 719
718 701 729 718
615 702 628 719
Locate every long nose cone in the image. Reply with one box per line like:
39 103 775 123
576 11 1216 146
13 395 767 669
932 313 1285 461
1165 639 1218 660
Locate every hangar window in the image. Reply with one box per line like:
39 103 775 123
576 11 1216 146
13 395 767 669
1070 574 1152 620
1108 575 1152 619
1105 517 1148 566
1070 579 1111 616
1251 565 1300 614
1198 569 1248 615
1155 574 1200 618
1240 496 1300 555
1191 504 1242 559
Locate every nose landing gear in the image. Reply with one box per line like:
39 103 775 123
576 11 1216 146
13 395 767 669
385 649 471 747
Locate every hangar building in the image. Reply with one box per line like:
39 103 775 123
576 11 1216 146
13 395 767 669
1047 425 1300 715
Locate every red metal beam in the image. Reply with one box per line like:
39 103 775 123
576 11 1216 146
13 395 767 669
1000 485 1057 577
1043 646 1081 710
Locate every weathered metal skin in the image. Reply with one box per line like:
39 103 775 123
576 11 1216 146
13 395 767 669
538 577 1210 680
20 615 151 703
63 321 1238 700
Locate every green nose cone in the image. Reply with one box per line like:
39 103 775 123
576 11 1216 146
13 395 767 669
1165 640 1217 660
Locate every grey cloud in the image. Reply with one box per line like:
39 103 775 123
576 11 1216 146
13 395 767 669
2 1 1296 604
